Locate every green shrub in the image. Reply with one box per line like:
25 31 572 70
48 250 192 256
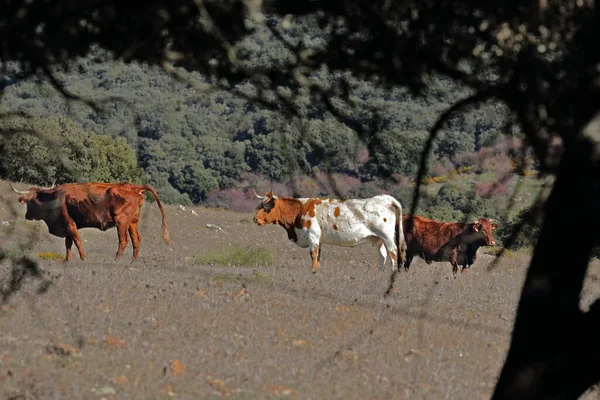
421 203 464 222
0 115 143 185
499 206 542 250
427 183 498 220
347 182 383 199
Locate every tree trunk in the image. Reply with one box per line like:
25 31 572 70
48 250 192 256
492 116 600 399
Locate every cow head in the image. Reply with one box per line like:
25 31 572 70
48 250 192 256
9 183 60 221
471 217 498 246
252 190 280 226
10 183 37 204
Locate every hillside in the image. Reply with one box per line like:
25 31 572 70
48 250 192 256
0 41 543 249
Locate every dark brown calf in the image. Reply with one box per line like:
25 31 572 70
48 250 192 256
402 214 497 274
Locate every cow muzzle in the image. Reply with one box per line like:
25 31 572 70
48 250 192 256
253 217 265 226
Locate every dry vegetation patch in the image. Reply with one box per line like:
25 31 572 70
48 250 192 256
36 252 65 261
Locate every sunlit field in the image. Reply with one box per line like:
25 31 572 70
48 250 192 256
2 181 599 400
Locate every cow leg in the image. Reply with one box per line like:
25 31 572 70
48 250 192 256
310 244 320 273
378 243 388 270
379 237 398 271
465 251 475 266
399 240 407 269
404 252 414 270
448 248 461 275
65 236 73 261
450 248 459 275
128 223 141 261
465 254 473 266
65 219 86 260
115 223 130 260
469 252 478 266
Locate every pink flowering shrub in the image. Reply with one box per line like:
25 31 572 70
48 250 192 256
205 188 259 213
475 181 506 199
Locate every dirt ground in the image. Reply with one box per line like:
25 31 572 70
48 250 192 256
1 181 600 400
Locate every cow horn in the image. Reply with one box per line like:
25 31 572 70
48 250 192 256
252 188 266 200
489 218 497 223
8 182 29 195
269 181 279 199
50 180 56 188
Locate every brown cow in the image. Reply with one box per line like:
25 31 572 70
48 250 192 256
402 214 497 274
10 182 171 261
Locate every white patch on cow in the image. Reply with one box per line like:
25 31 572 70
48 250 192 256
294 216 313 248
291 194 405 271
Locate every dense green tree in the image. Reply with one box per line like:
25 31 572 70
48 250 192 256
422 202 464 222
169 161 219 203
435 130 475 160
494 206 540 250
346 181 383 199
427 184 497 220
0 115 142 185
365 129 430 178
302 118 361 174
0 43 509 202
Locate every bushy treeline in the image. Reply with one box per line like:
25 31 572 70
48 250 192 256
0 28 539 248
0 38 511 203
0 115 142 185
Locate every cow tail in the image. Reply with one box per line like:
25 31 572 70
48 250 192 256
391 198 406 268
142 185 172 244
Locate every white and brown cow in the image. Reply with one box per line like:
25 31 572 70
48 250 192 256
252 191 407 273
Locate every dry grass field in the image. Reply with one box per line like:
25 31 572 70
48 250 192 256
1 181 599 400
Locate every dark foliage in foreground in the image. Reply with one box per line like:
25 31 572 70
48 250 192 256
1 0 600 398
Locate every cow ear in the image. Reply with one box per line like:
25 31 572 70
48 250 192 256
491 223 498 230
